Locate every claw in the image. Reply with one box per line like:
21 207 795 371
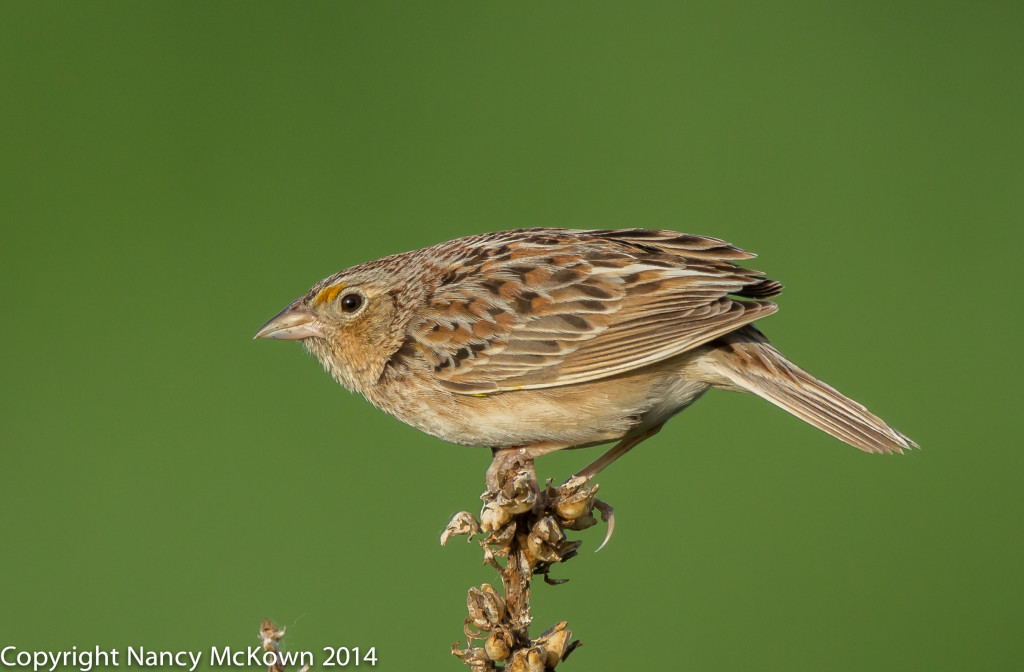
593 499 615 552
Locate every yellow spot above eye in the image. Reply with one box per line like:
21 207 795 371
316 283 346 304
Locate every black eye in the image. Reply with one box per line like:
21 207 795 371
340 293 363 313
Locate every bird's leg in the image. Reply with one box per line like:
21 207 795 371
569 424 663 552
486 442 566 494
573 424 664 481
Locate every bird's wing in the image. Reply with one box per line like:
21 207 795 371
404 228 781 394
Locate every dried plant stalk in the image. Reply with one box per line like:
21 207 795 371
442 453 612 670
258 619 310 672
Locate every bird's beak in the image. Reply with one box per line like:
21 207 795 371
254 303 324 340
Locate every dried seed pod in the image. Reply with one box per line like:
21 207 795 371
498 485 537 514
441 511 481 545
467 584 506 631
451 643 496 672
498 492 537 515
531 515 563 542
533 621 573 667
525 647 548 672
484 628 513 662
527 515 566 563
479 500 514 532
504 648 546 672
556 539 583 563
553 495 590 522
485 520 516 547
495 464 539 513
553 480 598 522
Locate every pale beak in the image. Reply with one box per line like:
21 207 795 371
253 303 323 340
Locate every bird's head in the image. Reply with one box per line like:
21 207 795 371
254 267 406 393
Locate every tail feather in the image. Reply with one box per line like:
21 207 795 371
700 327 916 454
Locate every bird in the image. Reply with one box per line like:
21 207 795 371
255 228 915 486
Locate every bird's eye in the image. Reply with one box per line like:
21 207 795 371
340 293 363 313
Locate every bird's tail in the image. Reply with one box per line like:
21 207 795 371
698 327 916 454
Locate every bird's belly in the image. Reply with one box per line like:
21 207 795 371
374 358 712 450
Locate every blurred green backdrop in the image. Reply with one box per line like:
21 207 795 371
2 2 1021 670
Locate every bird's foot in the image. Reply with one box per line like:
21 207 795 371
592 498 615 552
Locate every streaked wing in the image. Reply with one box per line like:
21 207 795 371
405 228 782 394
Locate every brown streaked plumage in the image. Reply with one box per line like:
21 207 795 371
255 228 915 482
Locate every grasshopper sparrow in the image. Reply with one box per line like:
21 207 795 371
255 228 915 481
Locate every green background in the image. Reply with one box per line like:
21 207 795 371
2 2 1021 670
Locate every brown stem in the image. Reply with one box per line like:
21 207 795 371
443 463 600 670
